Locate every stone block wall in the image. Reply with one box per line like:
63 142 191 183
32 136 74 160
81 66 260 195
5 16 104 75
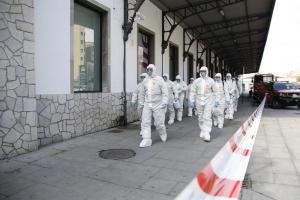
0 0 38 159
36 93 139 147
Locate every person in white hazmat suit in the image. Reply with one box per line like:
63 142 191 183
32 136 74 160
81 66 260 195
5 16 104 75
173 75 187 121
162 74 178 125
189 66 214 142
233 77 240 112
212 73 226 129
131 73 148 119
139 64 169 148
224 73 238 120
186 77 195 117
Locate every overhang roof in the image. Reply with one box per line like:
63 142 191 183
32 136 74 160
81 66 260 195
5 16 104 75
150 0 276 74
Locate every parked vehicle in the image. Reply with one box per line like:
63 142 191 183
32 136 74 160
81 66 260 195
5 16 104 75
266 82 300 109
252 73 274 102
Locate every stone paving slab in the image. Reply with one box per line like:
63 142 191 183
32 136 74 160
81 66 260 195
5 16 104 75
241 106 300 200
1 101 300 199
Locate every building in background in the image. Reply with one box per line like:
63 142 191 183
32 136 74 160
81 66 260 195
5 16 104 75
0 0 274 159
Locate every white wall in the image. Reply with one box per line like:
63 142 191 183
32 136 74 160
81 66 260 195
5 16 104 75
35 0 211 94
35 0 71 94
97 0 124 93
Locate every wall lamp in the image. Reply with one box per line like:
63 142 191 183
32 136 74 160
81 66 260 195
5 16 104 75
219 9 225 17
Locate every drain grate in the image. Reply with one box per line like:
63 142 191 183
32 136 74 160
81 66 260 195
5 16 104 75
242 174 252 189
106 129 123 133
99 149 136 160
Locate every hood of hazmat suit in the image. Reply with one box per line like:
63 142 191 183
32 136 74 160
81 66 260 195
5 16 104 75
132 73 148 104
189 66 214 105
140 64 168 109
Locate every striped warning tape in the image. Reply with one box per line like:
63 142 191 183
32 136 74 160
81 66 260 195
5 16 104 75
175 97 266 200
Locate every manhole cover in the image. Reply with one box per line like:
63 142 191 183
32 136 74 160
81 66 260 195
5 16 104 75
107 129 123 133
99 149 136 160
242 174 252 189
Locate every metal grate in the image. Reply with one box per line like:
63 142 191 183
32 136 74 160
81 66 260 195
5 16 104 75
242 174 252 189
99 149 136 160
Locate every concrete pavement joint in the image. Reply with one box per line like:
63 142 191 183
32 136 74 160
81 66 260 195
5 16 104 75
276 118 300 178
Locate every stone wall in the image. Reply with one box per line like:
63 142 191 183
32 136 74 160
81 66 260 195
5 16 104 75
0 0 38 159
36 93 139 147
0 0 139 159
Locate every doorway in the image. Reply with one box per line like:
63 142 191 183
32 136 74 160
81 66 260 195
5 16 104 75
188 54 193 82
169 44 178 81
137 29 154 82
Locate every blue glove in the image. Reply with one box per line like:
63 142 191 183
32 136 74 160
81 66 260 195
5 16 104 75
160 102 167 109
214 101 219 108
188 101 195 108
130 101 136 108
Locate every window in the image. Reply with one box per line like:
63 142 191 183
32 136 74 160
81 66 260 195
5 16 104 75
274 83 297 90
137 30 154 81
73 3 101 92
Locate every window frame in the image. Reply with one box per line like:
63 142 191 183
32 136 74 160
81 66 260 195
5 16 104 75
72 0 104 93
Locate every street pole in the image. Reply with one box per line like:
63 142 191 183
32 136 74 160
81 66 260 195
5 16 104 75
242 66 245 104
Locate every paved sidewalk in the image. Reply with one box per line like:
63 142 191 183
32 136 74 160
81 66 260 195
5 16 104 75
0 100 299 200
241 106 300 200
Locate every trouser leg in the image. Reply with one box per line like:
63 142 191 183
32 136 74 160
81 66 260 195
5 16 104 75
197 105 204 137
153 107 167 142
202 102 213 134
168 102 175 121
188 107 193 117
140 105 152 140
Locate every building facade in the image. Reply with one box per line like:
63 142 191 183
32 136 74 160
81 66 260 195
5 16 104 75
0 0 226 159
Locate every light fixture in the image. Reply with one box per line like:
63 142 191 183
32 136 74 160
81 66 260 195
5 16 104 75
134 11 145 21
219 9 225 17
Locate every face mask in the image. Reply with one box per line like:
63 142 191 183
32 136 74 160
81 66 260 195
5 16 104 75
226 76 231 81
200 71 206 78
140 76 145 81
147 68 153 76
215 77 221 82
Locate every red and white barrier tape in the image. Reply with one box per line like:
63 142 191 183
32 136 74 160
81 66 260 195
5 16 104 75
175 97 266 200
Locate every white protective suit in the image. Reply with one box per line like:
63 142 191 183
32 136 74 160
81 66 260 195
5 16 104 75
163 74 178 125
224 73 238 120
131 73 148 119
233 78 240 112
186 78 195 117
212 73 226 129
189 66 214 142
139 64 169 148
173 75 187 121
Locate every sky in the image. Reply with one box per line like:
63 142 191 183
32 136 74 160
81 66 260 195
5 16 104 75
259 0 300 76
